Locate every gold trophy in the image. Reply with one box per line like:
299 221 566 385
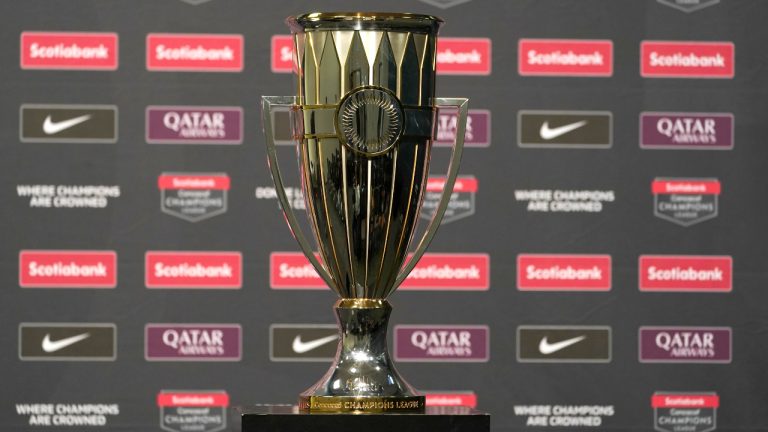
262 12 468 413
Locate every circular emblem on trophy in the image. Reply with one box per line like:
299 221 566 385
337 86 404 156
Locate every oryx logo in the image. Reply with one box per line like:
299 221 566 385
19 323 116 361
157 391 228 432
652 392 718 432
146 106 242 145
652 178 720 226
21 31 118 70
20 104 117 143
518 111 612 148
269 324 338 361
640 112 733 150
158 173 229 222
517 326 611 363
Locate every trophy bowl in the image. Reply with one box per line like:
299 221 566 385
262 12 468 414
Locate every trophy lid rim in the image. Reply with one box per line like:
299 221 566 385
287 12 443 33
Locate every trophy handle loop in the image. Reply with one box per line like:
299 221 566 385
262 96 336 289
393 97 468 289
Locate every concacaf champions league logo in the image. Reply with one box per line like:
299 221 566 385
652 178 720 227
157 391 227 432
652 392 718 432
158 173 229 222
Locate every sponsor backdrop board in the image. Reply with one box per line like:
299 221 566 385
1 0 767 431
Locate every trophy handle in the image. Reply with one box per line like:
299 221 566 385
394 97 468 288
262 96 336 289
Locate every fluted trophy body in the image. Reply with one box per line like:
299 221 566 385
262 12 468 413
293 17 436 299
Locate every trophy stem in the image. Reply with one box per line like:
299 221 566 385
298 299 425 413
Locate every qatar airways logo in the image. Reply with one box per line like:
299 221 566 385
641 41 734 78
270 36 491 75
639 255 732 292
145 324 241 361
21 32 118 70
270 252 489 290
640 327 731 363
146 106 243 145
19 250 117 288
145 251 241 289
517 254 611 291
394 325 489 362
146 33 243 72
640 112 734 150
518 39 613 77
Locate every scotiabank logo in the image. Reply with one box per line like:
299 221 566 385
639 255 732 292
424 392 477 408
517 254 611 291
641 41 734 78
518 39 613 77
270 252 489 290
21 32 118 70
19 250 116 288
146 33 243 72
270 36 491 75
271 35 294 73
145 251 241 289
437 38 491 75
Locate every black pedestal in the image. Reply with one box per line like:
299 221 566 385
237 405 490 432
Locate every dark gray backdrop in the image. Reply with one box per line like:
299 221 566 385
2 0 767 431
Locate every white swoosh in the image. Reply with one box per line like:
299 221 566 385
41 332 91 352
539 120 588 140
538 335 586 355
291 334 339 354
42 114 92 135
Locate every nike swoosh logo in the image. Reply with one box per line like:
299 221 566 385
538 335 586 355
41 332 91 352
42 114 93 135
539 120 588 140
291 334 339 354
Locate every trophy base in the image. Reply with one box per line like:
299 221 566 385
298 395 425 413
238 405 490 432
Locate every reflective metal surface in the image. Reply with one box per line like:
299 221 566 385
298 299 423 413
261 11 468 413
